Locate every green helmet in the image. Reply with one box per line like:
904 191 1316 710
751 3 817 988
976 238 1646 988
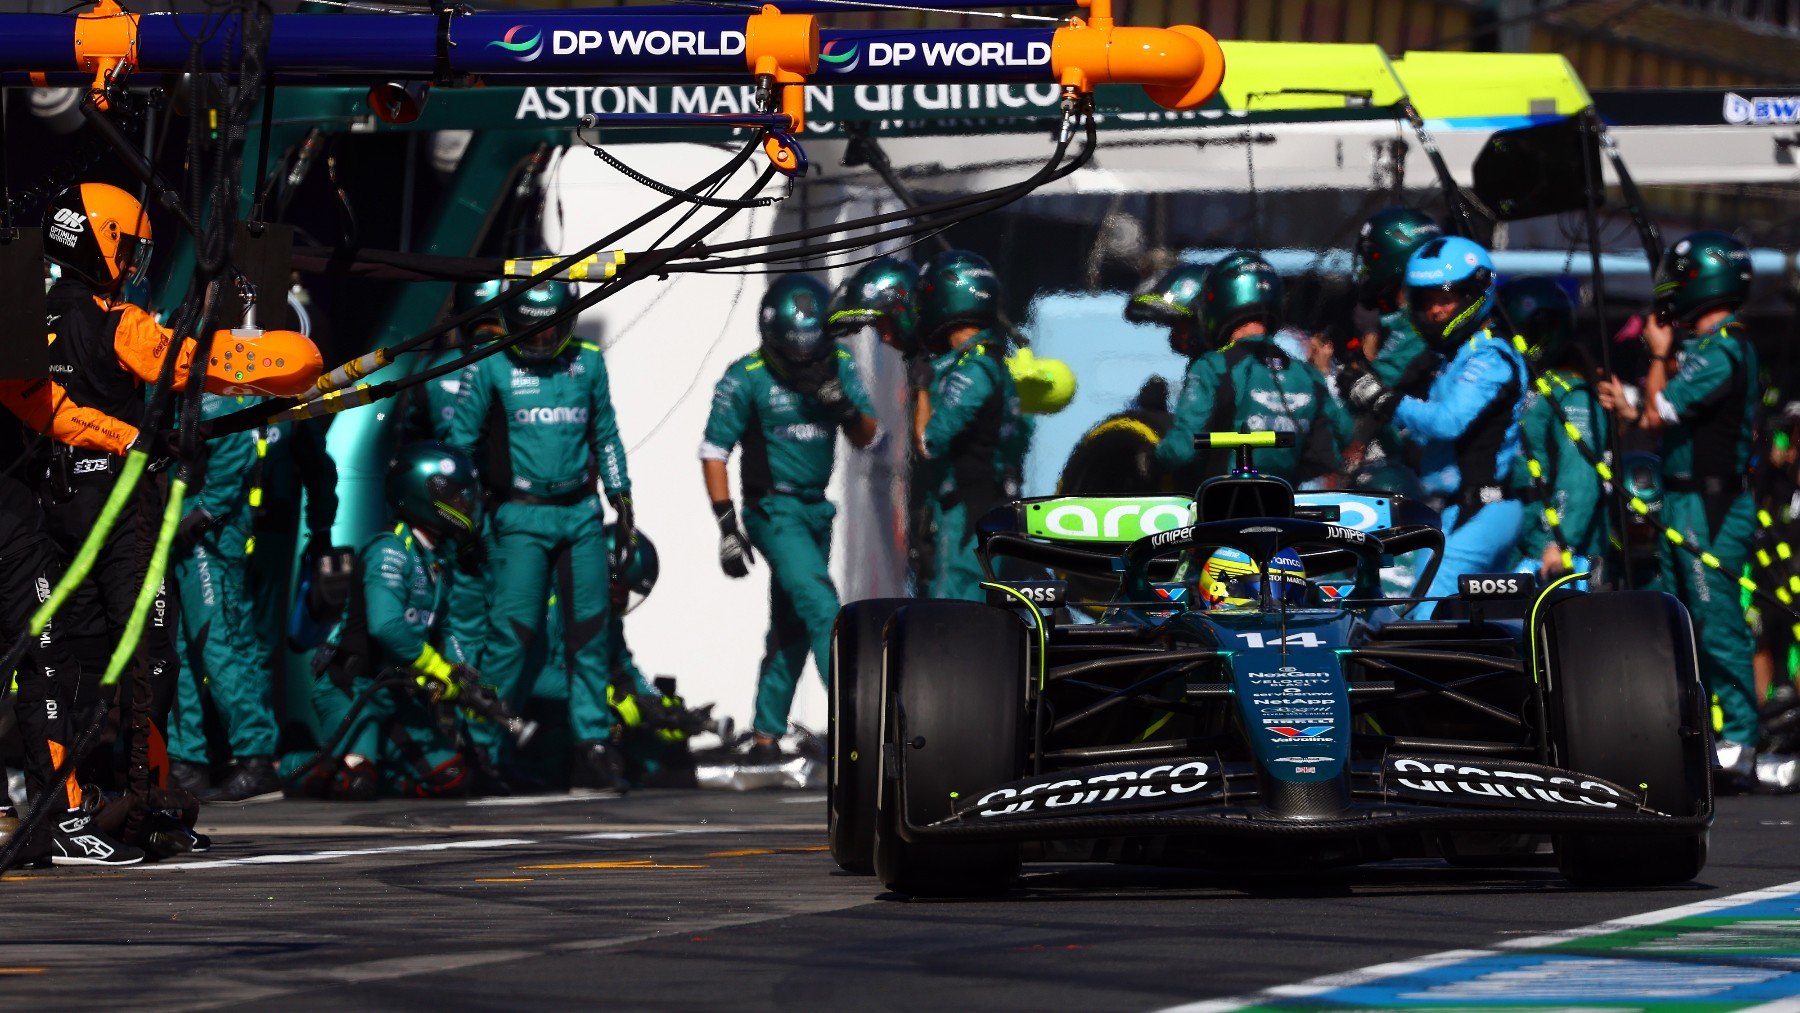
1126 263 1211 356
1496 276 1576 366
452 278 504 343
501 278 577 362
1620 451 1663 515
607 524 658 615
828 257 920 352
1654 230 1752 326
915 249 1002 352
1198 252 1283 352
386 441 483 545
759 274 833 383
1353 208 1443 312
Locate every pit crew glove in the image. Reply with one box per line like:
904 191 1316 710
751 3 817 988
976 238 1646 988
305 546 358 622
607 492 636 573
905 354 936 394
813 377 861 429
174 508 217 550
714 500 755 579
1335 359 1401 423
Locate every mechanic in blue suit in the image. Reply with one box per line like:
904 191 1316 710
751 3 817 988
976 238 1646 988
1338 237 1527 617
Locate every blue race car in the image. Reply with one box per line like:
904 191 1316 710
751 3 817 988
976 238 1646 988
829 433 1713 897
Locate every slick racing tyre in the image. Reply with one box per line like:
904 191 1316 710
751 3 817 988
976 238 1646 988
873 601 1026 898
1542 590 1710 887
829 598 910 875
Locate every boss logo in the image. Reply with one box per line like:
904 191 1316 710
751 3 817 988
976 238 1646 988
987 580 1066 610
1458 572 1537 600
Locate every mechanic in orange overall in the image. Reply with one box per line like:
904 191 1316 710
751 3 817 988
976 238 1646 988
0 182 319 799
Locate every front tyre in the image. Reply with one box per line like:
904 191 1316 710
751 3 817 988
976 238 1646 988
873 601 1027 898
1543 590 1710 887
829 598 910 874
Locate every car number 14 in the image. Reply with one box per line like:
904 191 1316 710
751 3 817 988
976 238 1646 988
1235 631 1326 649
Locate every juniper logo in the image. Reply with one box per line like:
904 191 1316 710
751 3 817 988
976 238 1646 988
819 41 859 73
489 25 544 62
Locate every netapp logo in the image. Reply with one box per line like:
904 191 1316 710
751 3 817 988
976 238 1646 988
975 761 1211 816
1392 758 1621 809
550 29 745 58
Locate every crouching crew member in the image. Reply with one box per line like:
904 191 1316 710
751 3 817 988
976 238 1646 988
299 443 486 800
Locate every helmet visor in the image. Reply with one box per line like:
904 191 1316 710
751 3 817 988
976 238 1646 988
425 474 481 539
513 321 571 361
116 232 153 286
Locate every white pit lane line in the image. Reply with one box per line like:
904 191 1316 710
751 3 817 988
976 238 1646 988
1158 878 1800 1013
136 837 540 870
136 825 758 871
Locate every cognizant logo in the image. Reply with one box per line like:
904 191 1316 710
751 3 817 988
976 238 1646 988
488 25 545 63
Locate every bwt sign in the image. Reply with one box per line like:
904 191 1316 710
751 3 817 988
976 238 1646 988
551 29 747 57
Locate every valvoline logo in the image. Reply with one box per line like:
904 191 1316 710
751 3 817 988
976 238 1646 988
819 40 859 73
489 25 545 62
1269 726 1333 738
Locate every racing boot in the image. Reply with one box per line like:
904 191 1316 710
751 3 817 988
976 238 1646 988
170 761 213 796
43 808 144 867
1715 739 1757 795
1756 752 1800 794
743 735 785 766
330 757 379 802
200 757 284 804
569 740 630 796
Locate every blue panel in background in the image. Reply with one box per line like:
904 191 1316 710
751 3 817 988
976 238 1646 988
1021 292 1181 498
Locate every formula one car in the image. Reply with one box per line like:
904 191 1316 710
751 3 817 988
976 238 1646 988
829 433 1712 897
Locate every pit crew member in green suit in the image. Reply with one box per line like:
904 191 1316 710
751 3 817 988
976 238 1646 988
1599 231 1762 787
702 274 879 762
1153 252 1350 485
167 392 282 803
912 250 1024 602
449 278 637 793
1498 277 1608 583
299 443 485 800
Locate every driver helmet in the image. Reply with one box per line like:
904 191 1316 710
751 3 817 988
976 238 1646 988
1198 547 1309 609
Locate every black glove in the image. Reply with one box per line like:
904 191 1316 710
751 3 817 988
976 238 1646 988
714 501 755 578
813 377 861 428
305 546 358 622
454 536 487 577
608 492 636 573
905 354 936 393
174 508 217 550
1342 371 1401 423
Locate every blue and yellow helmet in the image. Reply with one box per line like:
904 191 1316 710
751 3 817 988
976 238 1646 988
1199 547 1309 608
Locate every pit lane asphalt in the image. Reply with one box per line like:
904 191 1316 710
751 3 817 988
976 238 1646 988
3 792 1797 1010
